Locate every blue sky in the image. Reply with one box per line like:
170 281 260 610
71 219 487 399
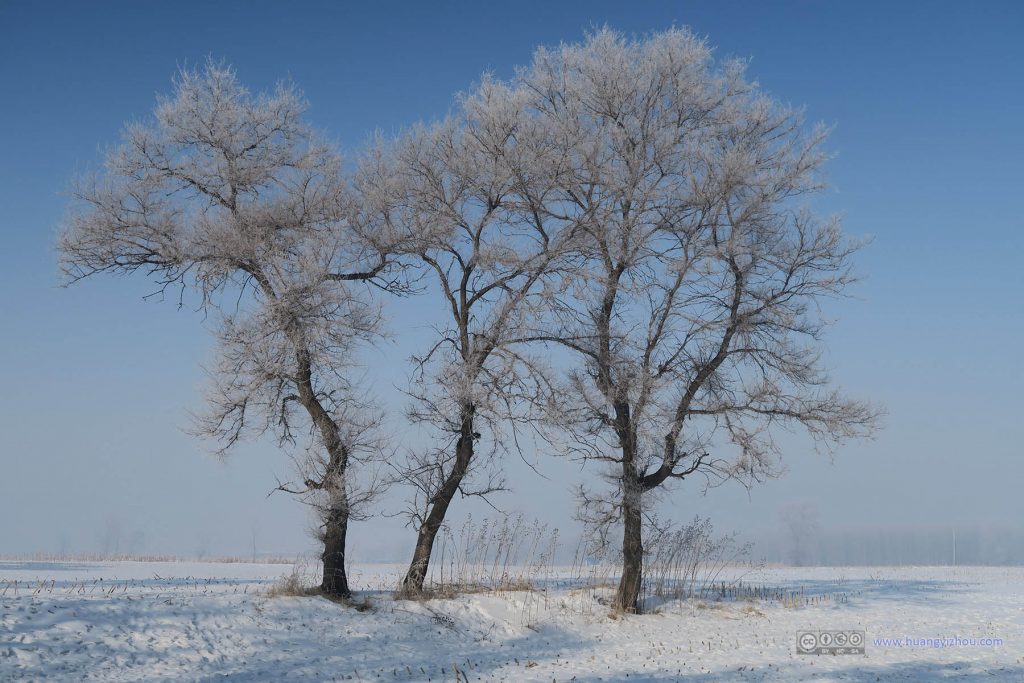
1 1 1022 561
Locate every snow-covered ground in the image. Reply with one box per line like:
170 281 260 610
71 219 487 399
1 560 1021 681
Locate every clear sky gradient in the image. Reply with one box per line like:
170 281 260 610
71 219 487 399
1 1 1022 562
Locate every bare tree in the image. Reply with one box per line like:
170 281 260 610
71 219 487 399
779 501 821 566
58 62 405 599
359 79 577 594
511 29 880 612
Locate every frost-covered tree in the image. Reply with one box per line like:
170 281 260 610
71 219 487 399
58 62 406 599
359 79 577 594
512 29 880 612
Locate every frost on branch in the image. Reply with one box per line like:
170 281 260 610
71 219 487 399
57 61 406 598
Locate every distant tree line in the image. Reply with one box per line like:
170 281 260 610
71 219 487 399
761 524 1024 567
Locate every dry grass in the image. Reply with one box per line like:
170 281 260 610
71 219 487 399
415 514 559 599
739 603 766 617
399 576 536 601
261 559 374 611
264 564 318 598
641 516 761 604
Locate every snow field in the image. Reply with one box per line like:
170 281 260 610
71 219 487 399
1 561 1022 681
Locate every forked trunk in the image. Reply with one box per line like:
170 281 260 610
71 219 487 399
400 411 475 594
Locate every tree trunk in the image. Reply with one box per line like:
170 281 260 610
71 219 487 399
612 398 643 613
317 439 352 600
400 507 446 594
291 344 355 601
320 503 351 599
617 476 644 613
400 411 475 594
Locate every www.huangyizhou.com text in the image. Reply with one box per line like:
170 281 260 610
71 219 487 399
873 636 1003 649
